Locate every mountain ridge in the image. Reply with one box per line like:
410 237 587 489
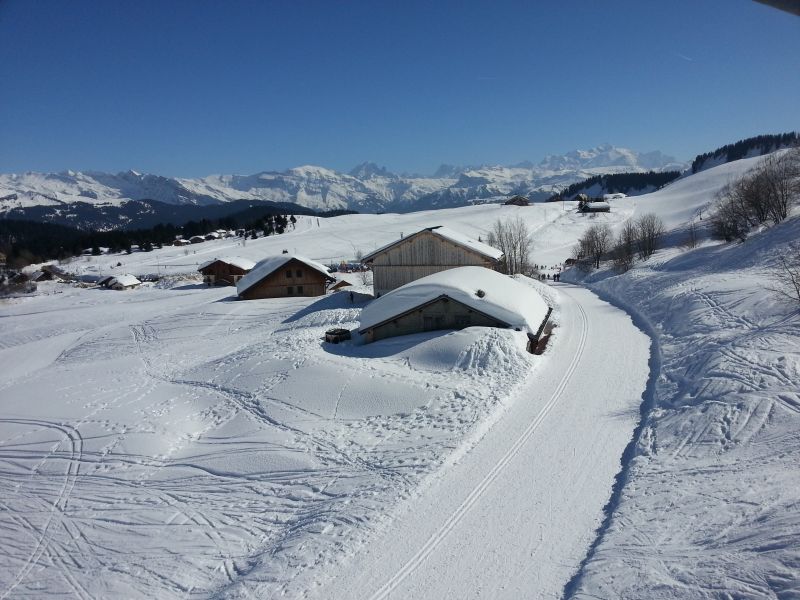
0 145 685 223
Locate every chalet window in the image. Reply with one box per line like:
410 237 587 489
296 269 303 278
286 270 293 278
297 285 304 294
455 315 470 327
287 286 294 295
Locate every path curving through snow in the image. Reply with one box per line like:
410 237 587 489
306 284 652 599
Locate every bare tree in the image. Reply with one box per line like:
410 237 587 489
636 213 665 260
612 220 638 272
487 217 534 275
358 268 372 286
711 147 800 242
681 219 700 250
768 243 800 305
711 185 749 242
570 242 593 273
759 148 800 224
575 223 612 270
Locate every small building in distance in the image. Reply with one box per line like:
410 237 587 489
361 226 503 297
108 274 141 290
236 255 334 300
358 266 550 347
198 256 256 286
504 195 530 206
580 201 611 213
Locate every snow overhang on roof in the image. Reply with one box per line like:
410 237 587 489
236 255 333 296
361 226 503 263
584 202 610 210
198 256 257 271
111 274 141 287
358 266 549 334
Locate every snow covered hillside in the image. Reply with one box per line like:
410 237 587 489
0 145 683 218
2 151 798 598
563 154 800 599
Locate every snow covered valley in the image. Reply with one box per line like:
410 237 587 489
2 152 800 598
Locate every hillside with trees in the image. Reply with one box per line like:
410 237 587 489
546 171 681 202
691 132 798 174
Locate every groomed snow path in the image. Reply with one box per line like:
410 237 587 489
306 284 651 599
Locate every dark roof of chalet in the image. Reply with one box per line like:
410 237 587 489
361 226 503 264
504 195 530 205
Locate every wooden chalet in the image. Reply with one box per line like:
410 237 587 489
504 195 530 206
198 256 256 286
357 266 550 350
108 274 141 290
236 255 334 300
361 226 503 297
580 201 611 213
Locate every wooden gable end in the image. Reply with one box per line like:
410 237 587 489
369 230 494 268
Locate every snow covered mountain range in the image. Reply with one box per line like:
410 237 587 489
0 145 685 220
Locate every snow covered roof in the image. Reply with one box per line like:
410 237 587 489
110 274 141 288
359 266 549 333
236 255 332 296
583 201 610 211
198 256 256 271
361 226 503 263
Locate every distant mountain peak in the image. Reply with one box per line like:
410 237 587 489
349 162 395 180
538 144 680 171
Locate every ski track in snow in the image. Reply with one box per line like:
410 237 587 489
367 301 590 600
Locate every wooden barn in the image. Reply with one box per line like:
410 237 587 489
504 195 530 206
108 274 141 290
361 226 503 297
358 266 550 349
236 255 334 300
198 256 256 286
580 201 611 213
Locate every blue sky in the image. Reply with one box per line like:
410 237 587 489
1 0 798 177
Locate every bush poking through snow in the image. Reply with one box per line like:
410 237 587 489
768 243 800 305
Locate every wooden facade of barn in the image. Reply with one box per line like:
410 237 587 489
198 260 251 286
238 258 332 300
362 227 502 297
360 295 507 343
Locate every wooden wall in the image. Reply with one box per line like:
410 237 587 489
199 261 250 286
370 231 496 295
363 297 505 343
239 258 328 300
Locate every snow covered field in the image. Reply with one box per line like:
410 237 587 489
2 152 799 598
